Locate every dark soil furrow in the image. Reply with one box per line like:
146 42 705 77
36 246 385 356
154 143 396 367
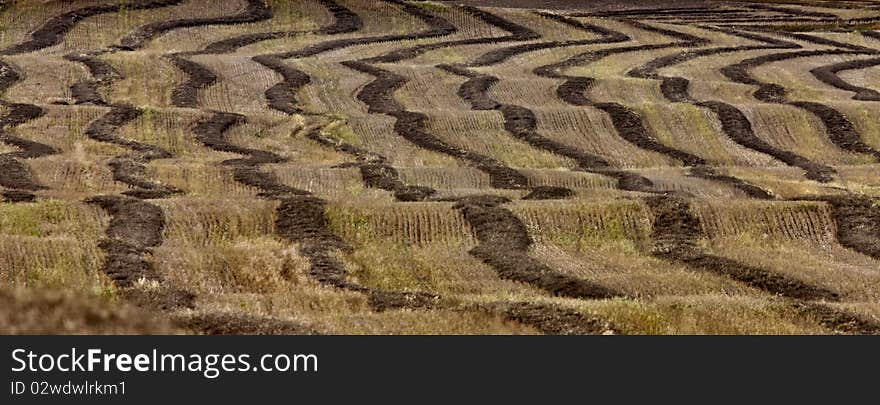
489 302 618 335
85 104 181 198
459 10 632 67
116 0 272 50
64 52 123 105
741 3 840 19
366 6 540 64
438 13 703 198
436 13 642 196
645 195 839 300
750 29 878 52
0 0 183 55
801 195 880 261
85 195 164 286
628 32 837 182
306 128 437 201
193 111 304 198
0 62 57 200
534 20 783 198
721 48 880 160
0 1 195 317
85 194 196 311
455 195 624 299
645 193 880 335
862 30 880 41
794 302 880 335
167 53 217 108
810 57 880 101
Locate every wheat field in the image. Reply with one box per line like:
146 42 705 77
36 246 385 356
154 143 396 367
1 0 879 335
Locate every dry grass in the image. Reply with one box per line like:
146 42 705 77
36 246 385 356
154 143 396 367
4 0 880 334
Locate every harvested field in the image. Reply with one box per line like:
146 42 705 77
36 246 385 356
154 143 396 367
2 0 879 335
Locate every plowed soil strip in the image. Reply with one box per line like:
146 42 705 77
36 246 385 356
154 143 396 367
306 128 438 201
170 0 424 201
804 195 880 261
645 194 880 334
721 48 880 160
64 51 121 105
268 3 538 196
64 2 243 319
695 31 880 263
86 104 181 199
455 195 623 299
0 66 57 201
627 27 837 182
487 302 617 335
810 56 880 101
0 0 183 56
80 70 187 310
0 100 53 202
0 0 132 198
533 30 698 162
252 2 541 197
141 0 274 107
116 0 272 50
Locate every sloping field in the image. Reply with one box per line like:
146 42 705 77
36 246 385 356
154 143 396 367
1 0 879 335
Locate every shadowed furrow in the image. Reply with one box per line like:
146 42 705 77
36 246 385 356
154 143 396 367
53 2 218 316
306 128 437 201
202 0 363 54
646 195 837 300
805 195 880 261
83 105 189 310
263 3 541 199
488 302 617 335
0 101 53 202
